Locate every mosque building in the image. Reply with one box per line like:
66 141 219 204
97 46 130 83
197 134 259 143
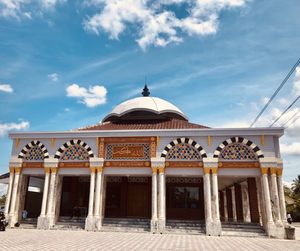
3 86 286 238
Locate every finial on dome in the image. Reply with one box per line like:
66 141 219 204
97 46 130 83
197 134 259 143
142 84 150 97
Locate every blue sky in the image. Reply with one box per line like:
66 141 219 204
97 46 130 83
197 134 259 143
0 0 300 183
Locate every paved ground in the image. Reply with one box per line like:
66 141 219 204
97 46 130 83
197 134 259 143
0 229 300 251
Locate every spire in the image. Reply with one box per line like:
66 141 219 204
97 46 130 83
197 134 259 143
142 84 150 97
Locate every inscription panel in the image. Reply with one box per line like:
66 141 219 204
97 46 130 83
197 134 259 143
106 143 150 160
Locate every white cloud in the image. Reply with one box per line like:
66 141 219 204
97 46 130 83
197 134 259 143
0 0 66 19
0 84 13 93
0 121 30 137
83 0 247 49
48 73 59 82
280 142 300 156
66 84 107 107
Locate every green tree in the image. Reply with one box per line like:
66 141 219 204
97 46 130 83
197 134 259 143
292 175 300 199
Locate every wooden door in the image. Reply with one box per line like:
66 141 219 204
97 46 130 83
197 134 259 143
127 182 151 218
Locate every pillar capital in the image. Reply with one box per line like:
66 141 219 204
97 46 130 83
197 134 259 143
151 167 157 174
50 168 58 174
151 157 165 168
89 157 104 168
261 167 269 175
270 167 277 175
44 167 51 174
9 156 22 168
203 157 218 168
158 167 165 174
44 157 59 168
259 157 278 168
90 167 96 173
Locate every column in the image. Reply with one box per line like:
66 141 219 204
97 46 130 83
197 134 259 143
158 167 166 233
261 168 274 226
151 167 158 233
211 167 221 236
277 168 287 224
9 167 21 216
94 166 104 231
88 167 96 217
270 168 281 224
85 166 96 231
223 190 228 222
241 182 251 222
40 168 50 216
4 167 15 217
231 186 237 222
203 168 212 234
46 167 57 227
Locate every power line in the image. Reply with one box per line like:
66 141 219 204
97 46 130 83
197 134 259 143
250 57 300 127
286 115 300 129
269 95 300 127
281 110 300 127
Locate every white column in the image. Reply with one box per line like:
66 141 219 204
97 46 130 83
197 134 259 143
40 169 50 216
203 169 212 224
262 170 273 224
277 170 287 223
4 168 14 216
223 190 228 222
270 168 281 223
9 168 21 216
88 168 96 217
158 168 165 221
241 182 251 222
46 168 57 217
231 186 237 222
151 167 158 221
94 167 103 216
211 170 220 222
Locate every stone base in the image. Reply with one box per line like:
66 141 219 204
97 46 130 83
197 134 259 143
157 219 165 234
205 220 222 236
151 219 158 233
85 216 95 231
94 216 102 231
266 221 285 239
37 216 49 229
7 214 18 228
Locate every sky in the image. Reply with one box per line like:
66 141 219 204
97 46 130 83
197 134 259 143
0 0 300 189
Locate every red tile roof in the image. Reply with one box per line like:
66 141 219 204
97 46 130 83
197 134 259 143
78 119 209 131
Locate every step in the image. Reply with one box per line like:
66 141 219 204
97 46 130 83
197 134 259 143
18 223 37 229
165 229 205 235
101 226 150 233
222 231 267 238
222 227 265 233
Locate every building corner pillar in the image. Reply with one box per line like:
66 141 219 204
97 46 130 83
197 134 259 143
259 157 284 238
276 165 287 225
7 157 22 228
4 167 15 219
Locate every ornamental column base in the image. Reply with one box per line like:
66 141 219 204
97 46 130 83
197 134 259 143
265 221 284 238
7 214 18 228
157 219 165 234
37 216 51 230
205 220 221 236
94 216 102 231
151 219 158 233
85 216 95 231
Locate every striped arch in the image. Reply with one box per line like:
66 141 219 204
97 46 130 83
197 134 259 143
54 139 94 159
18 140 49 159
161 137 207 159
213 137 264 159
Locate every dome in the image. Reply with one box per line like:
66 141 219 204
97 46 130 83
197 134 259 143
103 96 188 122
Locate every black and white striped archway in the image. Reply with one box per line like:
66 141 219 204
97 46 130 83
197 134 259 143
54 139 94 159
161 137 207 158
18 140 49 159
213 137 264 159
